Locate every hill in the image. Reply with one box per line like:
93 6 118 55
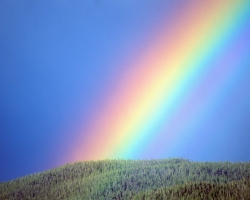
0 158 250 199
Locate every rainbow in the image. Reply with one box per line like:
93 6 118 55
70 1 250 161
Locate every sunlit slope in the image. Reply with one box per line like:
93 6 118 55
1 158 250 199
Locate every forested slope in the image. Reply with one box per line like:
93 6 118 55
0 158 250 199
133 178 250 199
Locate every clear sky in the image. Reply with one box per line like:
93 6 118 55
1 0 250 182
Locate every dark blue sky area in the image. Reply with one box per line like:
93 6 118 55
0 0 173 182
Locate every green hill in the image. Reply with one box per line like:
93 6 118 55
1 158 250 199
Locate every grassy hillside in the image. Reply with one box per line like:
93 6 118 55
0 158 250 199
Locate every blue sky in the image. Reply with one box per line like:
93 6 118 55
1 1 250 182
0 0 169 182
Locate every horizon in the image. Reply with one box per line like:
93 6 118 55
3 157 250 183
2 157 250 184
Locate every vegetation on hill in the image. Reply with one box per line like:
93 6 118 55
133 178 250 200
0 158 250 199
